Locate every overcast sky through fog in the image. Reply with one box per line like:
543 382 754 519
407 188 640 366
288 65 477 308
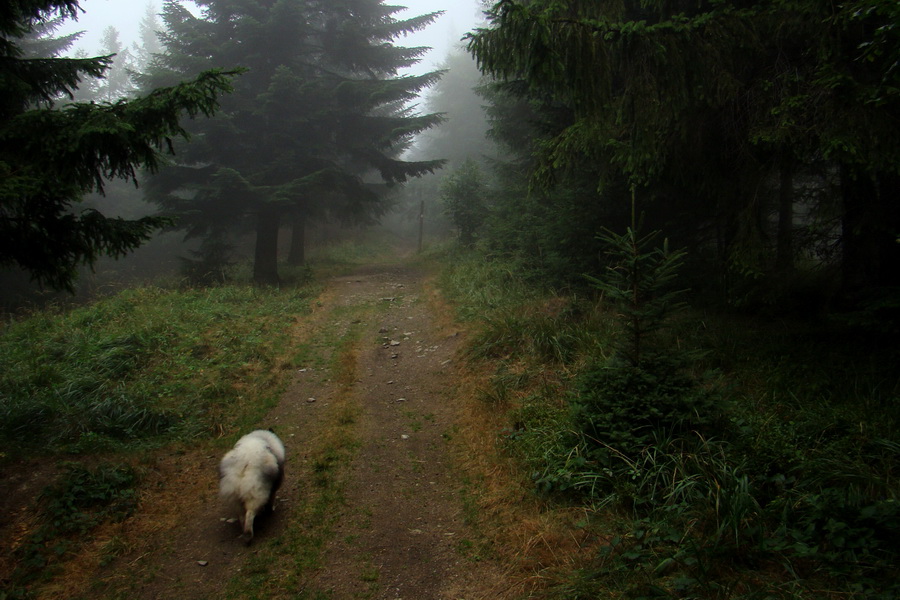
61 0 487 75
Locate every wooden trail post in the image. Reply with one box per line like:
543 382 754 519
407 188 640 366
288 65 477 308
417 199 424 253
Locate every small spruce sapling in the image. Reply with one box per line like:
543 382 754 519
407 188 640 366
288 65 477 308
574 191 718 460
588 228 687 367
586 194 687 367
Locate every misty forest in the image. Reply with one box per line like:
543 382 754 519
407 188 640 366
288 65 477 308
1 0 899 598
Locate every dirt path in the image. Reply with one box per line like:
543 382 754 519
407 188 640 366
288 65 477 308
69 262 510 600
304 266 504 599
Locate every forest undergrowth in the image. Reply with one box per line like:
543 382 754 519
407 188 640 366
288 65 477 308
433 243 900 600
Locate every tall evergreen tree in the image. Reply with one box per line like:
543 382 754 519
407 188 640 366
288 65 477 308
91 25 135 100
145 0 445 284
131 1 163 75
0 0 237 290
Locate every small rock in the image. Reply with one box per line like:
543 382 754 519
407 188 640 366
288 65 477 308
198 560 209 567
307 397 316 403
395 397 407 403
389 340 401 346
391 353 399 359
401 434 410 440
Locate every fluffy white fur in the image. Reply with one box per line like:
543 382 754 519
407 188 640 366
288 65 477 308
219 429 285 543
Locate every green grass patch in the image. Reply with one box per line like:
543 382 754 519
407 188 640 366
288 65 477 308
436 249 616 363
0 284 316 457
306 234 410 277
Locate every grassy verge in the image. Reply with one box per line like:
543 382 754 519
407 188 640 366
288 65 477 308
432 247 900 600
1 284 316 457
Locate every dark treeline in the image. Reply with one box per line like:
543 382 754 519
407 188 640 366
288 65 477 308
455 0 900 317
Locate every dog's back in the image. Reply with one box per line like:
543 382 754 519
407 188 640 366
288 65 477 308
219 429 285 542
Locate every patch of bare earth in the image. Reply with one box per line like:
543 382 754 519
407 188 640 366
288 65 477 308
303 267 509 599
1 262 514 600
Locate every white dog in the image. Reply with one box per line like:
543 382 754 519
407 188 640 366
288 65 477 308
219 429 285 543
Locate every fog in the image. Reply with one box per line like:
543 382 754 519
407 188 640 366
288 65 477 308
0 0 492 311
61 0 486 75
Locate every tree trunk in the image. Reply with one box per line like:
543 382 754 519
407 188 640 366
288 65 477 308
775 157 794 273
253 205 281 285
288 212 306 266
715 196 740 301
840 167 900 297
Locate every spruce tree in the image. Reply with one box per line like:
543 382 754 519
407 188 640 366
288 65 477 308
440 158 487 247
0 0 237 291
145 0 445 284
131 2 163 75
92 25 135 101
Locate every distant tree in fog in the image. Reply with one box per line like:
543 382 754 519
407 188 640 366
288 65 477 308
413 49 494 171
89 26 135 100
131 2 163 74
0 0 238 291
399 49 497 244
143 0 445 285
441 158 488 247
15 9 81 59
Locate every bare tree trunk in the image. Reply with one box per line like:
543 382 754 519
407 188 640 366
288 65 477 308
288 212 306 266
776 157 794 273
840 167 900 298
253 205 281 285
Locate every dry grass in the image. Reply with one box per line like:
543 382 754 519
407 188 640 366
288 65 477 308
31 446 219 600
450 364 613 599
424 275 612 599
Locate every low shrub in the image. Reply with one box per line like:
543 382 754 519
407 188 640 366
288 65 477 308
571 355 723 462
